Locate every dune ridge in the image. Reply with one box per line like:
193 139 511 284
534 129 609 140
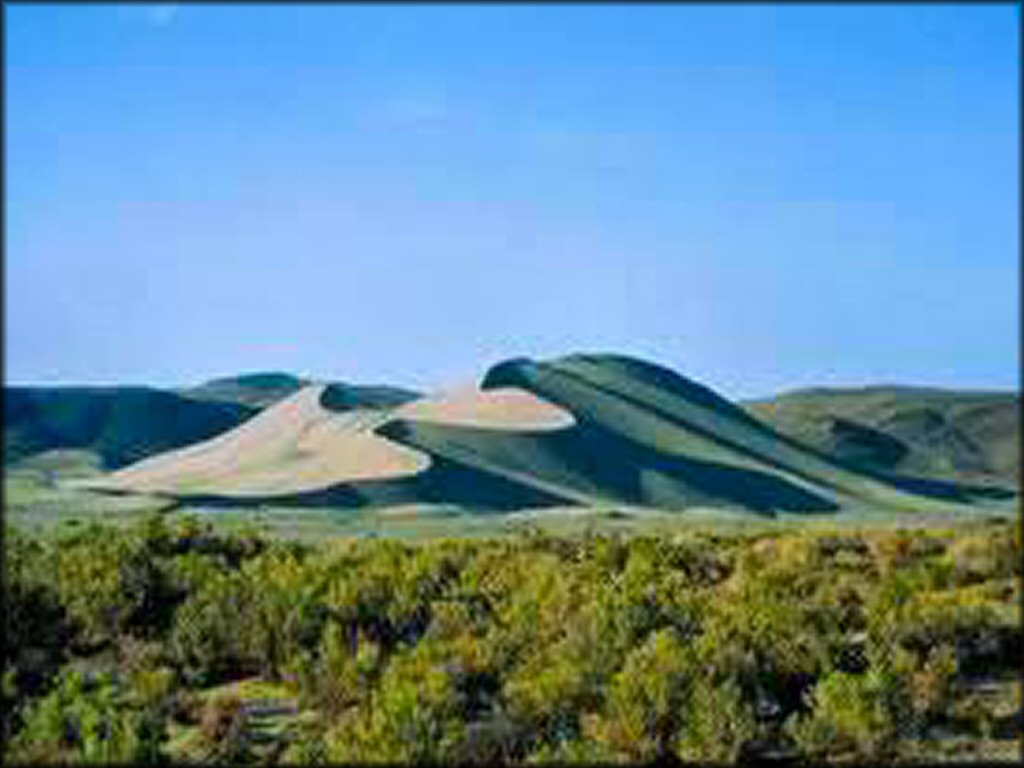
91 386 431 497
82 354 1015 516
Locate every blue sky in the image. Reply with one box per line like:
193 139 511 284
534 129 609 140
6 3 1019 398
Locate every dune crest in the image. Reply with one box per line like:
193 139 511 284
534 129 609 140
77 355 1013 515
394 385 576 431
95 385 430 496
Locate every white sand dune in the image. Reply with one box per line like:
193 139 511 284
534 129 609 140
81 382 573 500
90 386 430 497
394 385 575 431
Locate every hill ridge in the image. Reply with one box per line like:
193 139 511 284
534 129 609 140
62 353 1015 516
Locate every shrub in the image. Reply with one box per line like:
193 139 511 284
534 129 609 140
7 669 166 764
3 530 71 741
675 676 757 762
786 670 898 761
947 533 1017 587
586 628 695 759
910 644 957 723
5 520 1017 763
325 643 467 762
170 571 260 685
198 691 249 763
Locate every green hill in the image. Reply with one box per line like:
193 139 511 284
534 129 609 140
85 355 1016 517
4 374 422 477
4 387 256 470
178 372 420 411
177 372 307 409
318 381 422 412
744 386 1019 488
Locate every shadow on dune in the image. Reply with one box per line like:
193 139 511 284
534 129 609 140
377 417 840 515
169 456 569 513
319 382 421 413
483 354 1015 511
873 472 1016 503
87 353 1012 517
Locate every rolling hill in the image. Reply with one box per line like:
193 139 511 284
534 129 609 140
77 355 1016 517
744 386 1019 488
178 371 419 411
4 386 256 471
4 374 421 476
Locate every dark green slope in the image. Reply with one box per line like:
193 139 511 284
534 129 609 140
5 374 421 473
528 356 1010 507
167 416 839 516
177 372 307 409
745 386 1019 487
23 356 1014 517
319 382 421 412
354 354 1005 515
180 372 420 411
4 387 256 470
165 454 568 513
375 418 840 515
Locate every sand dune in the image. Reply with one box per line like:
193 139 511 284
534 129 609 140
76 355 1011 516
394 385 575 431
93 385 429 496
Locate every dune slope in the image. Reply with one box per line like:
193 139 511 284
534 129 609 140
91 386 430 498
84 354 1015 516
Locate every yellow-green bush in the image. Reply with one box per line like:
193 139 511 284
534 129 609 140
4 517 1018 764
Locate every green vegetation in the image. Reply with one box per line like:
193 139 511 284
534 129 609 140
746 385 1019 488
356 355 1015 516
4 387 254 470
8 356 1017 519
5 514 1019 763
2 374 420 475
180 372 419 411
178 372 308 409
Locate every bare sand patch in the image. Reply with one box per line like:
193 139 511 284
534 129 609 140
94 386 430 497
394 385 575 431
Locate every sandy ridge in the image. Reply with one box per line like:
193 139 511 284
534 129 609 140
90 386 431 496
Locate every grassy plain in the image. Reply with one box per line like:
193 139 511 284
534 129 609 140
5 464 1015 543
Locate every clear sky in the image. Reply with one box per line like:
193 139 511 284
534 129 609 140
6 3 1019 398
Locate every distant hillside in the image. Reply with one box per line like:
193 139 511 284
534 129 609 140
87 355 1015 516
10 370 1016 513
318 382 422 412
4 387 256 470
179 371 420 411
4 374 422 473
177 372 308 409
744 386 1019 488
